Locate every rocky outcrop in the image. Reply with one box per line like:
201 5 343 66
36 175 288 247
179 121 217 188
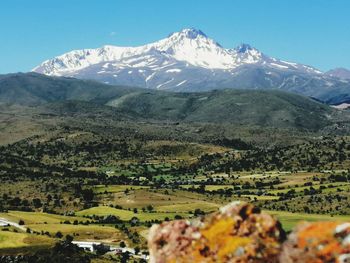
280 222 350 263
148 202 350 263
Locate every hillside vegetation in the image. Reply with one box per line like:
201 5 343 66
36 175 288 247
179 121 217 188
0 73 342 131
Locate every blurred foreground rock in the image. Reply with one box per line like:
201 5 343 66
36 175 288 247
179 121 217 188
148 201 350 263
280 222 350 263
148 202 285 262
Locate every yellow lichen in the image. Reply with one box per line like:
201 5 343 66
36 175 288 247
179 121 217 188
188 217 251 262
201 217 236 242
217 236 251 260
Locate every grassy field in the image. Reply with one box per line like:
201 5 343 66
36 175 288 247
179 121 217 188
93 204 350 233
98 188 222 209
76 206 189 221
93 185 150 194
241 195 279 201
0 211 86 225
4 208 348 240
0 211 127 245
269 210 350 231
155 202 220 213
180 185 233 191
267 182 350 195
26 224 125 243
0 231 54 255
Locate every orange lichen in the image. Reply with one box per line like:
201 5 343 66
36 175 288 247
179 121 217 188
297 222 339 248
281 221 350 263
296 221 347 261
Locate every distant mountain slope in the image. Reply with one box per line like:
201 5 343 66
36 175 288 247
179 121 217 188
32 28 350 104
0 72 335 131
0 72 138 106
326 68 350 80
106 89 333 130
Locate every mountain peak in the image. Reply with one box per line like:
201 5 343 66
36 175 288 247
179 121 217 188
235 43 255 53
168 28 207 39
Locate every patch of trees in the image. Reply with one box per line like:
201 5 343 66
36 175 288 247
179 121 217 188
213 138 253 150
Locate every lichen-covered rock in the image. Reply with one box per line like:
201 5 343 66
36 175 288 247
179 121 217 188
148 201 286 263
280 221 350 263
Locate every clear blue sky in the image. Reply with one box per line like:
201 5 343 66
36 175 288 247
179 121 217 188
0 0 349 73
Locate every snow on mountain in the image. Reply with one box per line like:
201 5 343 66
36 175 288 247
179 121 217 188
34 28 350 96
332 103 350 109
33 28 320 75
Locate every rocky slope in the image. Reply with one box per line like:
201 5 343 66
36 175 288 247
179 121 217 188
326 68 350 80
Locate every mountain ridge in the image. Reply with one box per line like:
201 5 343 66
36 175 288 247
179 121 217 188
326 67 350 79
32 28 350 105
34 28 317 74
0 72 339 131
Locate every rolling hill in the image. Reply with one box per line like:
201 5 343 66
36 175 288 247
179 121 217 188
105 89 333 130
0 72 337 131
0 72 138 106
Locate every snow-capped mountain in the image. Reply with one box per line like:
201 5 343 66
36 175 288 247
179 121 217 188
33 28 320 75
33 28 350 102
